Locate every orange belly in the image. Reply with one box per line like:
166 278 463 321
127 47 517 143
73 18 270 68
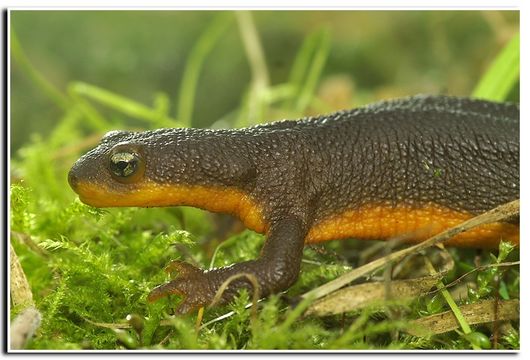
306 203 519 248
76 180 518 248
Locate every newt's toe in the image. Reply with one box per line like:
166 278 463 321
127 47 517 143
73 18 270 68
148 261 214 314
147 281 184 302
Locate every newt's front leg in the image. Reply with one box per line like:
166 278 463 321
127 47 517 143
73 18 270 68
147 216 307 314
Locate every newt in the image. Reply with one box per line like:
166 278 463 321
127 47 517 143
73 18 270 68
68 95 519 314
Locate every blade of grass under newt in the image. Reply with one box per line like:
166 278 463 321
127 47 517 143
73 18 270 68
424 257 479 350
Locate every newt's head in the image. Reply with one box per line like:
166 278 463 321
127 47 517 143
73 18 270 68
69 129 208 207
68 128 257 209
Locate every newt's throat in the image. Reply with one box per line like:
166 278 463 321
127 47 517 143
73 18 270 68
74 181 267 234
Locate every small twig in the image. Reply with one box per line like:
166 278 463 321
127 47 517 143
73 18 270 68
199 310 236 330
84 316 177 330
198 298 269 331
425 261 519 296
83 317 131 329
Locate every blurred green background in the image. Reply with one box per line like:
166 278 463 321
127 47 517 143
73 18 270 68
10 10 518 153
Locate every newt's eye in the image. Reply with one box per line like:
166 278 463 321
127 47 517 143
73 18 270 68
109 151 145 183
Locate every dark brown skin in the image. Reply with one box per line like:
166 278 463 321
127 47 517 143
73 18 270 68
68 95 519 314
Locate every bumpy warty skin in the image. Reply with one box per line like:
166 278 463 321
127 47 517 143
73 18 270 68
214 95 519 227
300 97 519 219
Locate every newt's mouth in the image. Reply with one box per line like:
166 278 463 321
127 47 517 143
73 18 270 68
71 181 133 207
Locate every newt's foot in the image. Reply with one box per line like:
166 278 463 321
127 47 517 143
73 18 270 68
147 260 214 315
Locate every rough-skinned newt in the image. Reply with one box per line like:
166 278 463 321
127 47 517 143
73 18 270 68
68 95 519 314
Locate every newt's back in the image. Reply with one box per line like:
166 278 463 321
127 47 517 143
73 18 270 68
295 96 519 246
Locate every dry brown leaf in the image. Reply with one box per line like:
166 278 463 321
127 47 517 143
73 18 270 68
406 299 519 337
10 242 42 350
306 275 442 316
10 242 34 308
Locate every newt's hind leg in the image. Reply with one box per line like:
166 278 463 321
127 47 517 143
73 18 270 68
148 216 307 314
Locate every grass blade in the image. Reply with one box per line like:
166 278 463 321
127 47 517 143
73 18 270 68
472 33 519 102
176 13 233 127
235 11 270 126
10 28 69 110
294 29 331 113
70 81 178 127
